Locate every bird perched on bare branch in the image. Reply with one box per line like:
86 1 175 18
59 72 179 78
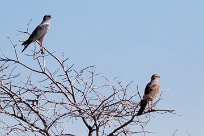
137 74 160 115
22 15 52 54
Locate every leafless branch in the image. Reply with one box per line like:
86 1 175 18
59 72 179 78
0 26 176 136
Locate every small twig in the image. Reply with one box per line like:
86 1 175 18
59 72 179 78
26 18 33 32
172 130 178 136
7 37 19 61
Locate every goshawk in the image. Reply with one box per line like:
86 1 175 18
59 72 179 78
22 15 52 54
137 74 160 115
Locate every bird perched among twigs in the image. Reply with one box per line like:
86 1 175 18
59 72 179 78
137 74 160 115
22 15 52 54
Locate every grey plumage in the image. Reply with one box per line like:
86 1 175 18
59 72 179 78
22 15 52 54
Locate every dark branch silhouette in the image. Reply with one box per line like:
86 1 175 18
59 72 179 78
0 24 175 136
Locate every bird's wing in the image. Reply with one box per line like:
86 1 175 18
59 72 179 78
27 23 49 42
144 83 152 96
143 82 160 100
137 83 152 115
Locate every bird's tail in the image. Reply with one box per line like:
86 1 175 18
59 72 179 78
22 40 32 53
137 100 148 115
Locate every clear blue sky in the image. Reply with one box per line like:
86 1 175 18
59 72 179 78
0 0 204 135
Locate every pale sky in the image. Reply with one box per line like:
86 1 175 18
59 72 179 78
0 0 204 135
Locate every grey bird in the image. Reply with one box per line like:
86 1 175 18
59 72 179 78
22 15 52 54
137 74 160 115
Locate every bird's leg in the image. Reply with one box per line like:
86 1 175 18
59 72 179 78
151 100 155 111
147 102 150 111
40 42 44 54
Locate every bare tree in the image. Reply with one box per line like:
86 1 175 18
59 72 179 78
0 37 174 136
